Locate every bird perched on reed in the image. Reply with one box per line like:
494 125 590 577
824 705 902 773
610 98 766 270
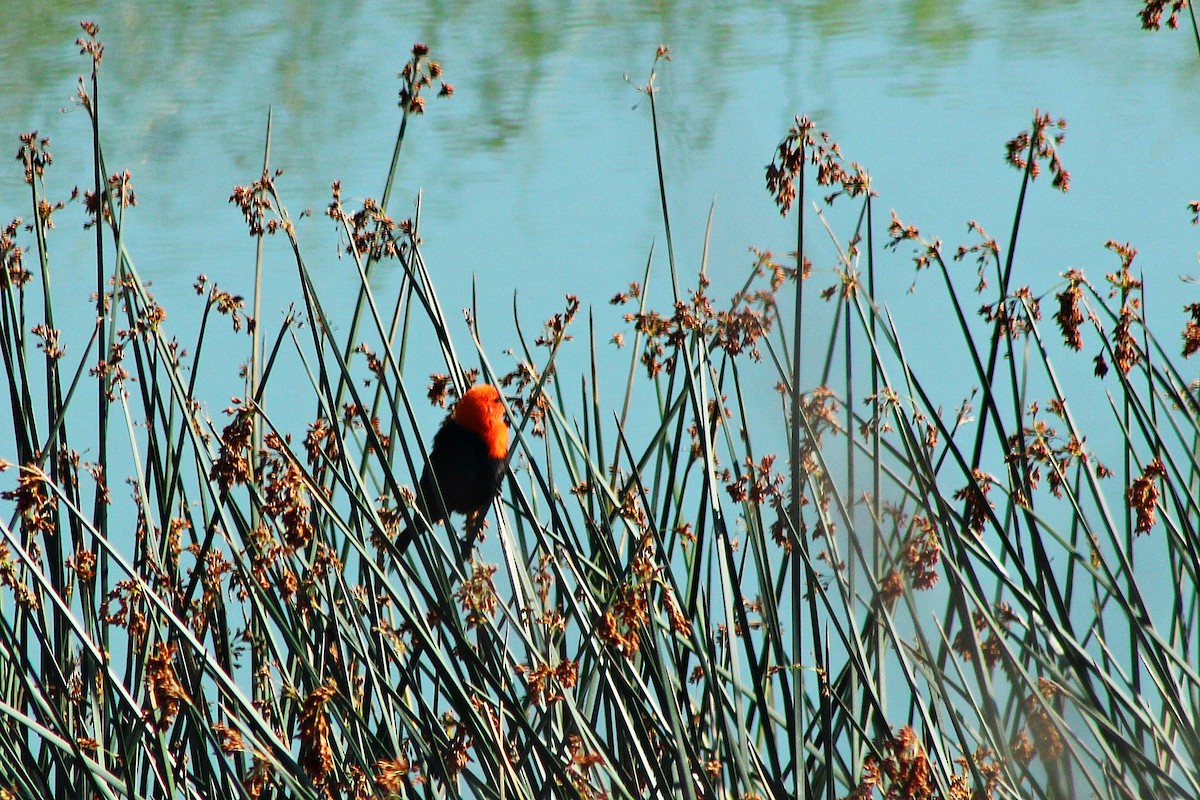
397 383 508 555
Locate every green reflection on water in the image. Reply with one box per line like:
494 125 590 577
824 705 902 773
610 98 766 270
0 0 1111 161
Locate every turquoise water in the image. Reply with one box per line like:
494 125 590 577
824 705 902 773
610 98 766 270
1 2 1197 431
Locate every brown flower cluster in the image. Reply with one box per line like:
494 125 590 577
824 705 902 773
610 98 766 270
193 547 235 631
67 546 97 584
846 724 1024 800
261 450 313 552
1004 110 1070 192
194 275 248 333
951 603 1017 671
610 281 642 306
1053 268 1088 351
952 220 999 293
1007 403 1111 501
978 285 1040 339
495 359 547 437
555 733 606 800
326 182 411 261
210 404 255 492
340 402 391 453
1183 302 1200 358
613 272 775 378
886 211 943 277
843 726 935 800
91 340 131 399
1104 240 1140 294
303 417 340 471
877 569 905 604
211 722 244 755
597 536 660 658
398 42 454 115
76 20 104 66
0 542 39 611
725 454 785 506
100 579 148 642
374 756 412 794
492 294 580 437
1127 457 1167 535
765 115 872 216
144 642 189 729
516 659 579 706
1 463 57 542
426 372 454 407
16 132 52 185
1109 305 1141 376
456 563 499 629
298 681 337 788
751 246 805 289
1139 0 1189 29
766 386 842 550
83 170 136 230
1023 678 1065 762
952 469 994 536
535 293 580 347
902 516 941 591
0 218 30 289
438 712 474 783
229 170 285 237
31 323 63 361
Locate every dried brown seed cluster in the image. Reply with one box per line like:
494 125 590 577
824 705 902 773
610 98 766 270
210 404 255 491
598 536 657 658
298 681 337 787
1006 401 1111 502
951 603 1017 671
765 115 872 216
16 132 52 184
84 170 135 229
327 183 412 261
144 642 189 729
516 659 579 707
1127 457 1167 534
1183 302 1200 358
1004 110 1070 192
1139 0 1189 29
1053 268 1088 351
456 563 499 629
229 171 285 237
612 271 778 380
76 20 104 65
953 469 995 537
398 42 454 114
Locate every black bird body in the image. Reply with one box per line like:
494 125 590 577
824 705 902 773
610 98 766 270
416 416 505 526
397 384 509 554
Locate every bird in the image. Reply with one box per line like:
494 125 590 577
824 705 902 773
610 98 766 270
396 383 509 555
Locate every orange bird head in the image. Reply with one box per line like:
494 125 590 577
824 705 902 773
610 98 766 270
450 384 509 460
